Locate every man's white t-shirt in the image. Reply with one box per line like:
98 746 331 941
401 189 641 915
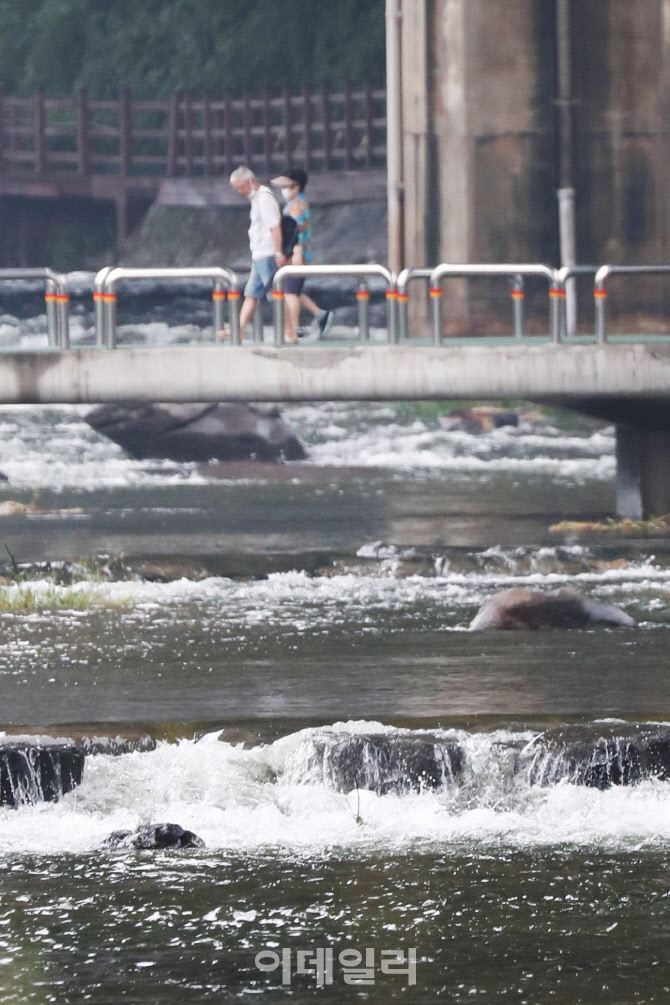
248 185 280 259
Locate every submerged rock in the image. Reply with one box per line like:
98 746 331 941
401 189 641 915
104 823 205 850
86 402 307 463
296 732 463 795
439 408 519 434
0 739 85 807
469 586 635 630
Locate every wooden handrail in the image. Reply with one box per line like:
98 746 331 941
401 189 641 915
0 86 386 180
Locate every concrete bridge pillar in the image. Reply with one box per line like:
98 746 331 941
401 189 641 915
616 425 670 520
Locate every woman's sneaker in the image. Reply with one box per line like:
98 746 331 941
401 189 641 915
318 310 335 336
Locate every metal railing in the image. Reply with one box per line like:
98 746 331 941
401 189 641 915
272 264 397 345
94 266 240 348
593 264 670 343
429 264 560 345
0 268 69 347
398 267 528 342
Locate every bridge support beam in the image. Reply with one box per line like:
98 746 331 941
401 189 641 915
616 425 670 520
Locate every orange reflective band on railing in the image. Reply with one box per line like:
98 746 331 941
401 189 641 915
429 288 442 298
356 290 370 300
212 291 226 300
44 293 57 302
510 290 525 299
56 294 69 302
386 290 397 300
228 290 241 300
397 293 408 303
549 288 565 298
594 290 608 299
92 292 102 301
272 290 284 300
102 293 117 302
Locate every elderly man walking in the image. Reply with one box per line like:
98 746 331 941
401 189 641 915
229 166 286 341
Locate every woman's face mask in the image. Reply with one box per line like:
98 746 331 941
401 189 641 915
281 186 295 202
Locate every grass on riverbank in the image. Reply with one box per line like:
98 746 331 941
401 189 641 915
550 515 670 538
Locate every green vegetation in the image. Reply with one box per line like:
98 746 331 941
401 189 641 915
0 0 385 97
550 515 670 538
0 582 126 613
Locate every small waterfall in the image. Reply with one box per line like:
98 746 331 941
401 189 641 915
0 742 84 807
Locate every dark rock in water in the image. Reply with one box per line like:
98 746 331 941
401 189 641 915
0 740 85 807
300 732 463 795
85 402 307 462
516 725 670 789
104 823 205 850
517 732 642 789
469 586 635 630
80 735 157 756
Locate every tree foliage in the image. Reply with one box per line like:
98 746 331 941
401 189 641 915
0 0 385 96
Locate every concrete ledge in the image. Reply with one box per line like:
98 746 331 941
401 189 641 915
156 170 387 207
1 342 670 408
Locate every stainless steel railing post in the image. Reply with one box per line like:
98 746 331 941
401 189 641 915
429 263 558 344
273 288 285 346
357 281 370 341
99 266 240 349
272 264 395 344
252 303 264 343
228 290 241 345
511 274 524 338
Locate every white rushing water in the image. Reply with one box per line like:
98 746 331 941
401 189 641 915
2 722 670 856
0 399 614 490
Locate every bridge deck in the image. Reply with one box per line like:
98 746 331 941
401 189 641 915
0 342 668 413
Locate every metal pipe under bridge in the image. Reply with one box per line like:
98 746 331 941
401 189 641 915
2 260 670 521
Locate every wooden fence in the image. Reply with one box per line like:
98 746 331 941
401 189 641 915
0 87 387 179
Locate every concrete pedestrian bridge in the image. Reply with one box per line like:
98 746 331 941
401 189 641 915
2 261 670 520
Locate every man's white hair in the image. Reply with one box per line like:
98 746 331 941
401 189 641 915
230 166 255 184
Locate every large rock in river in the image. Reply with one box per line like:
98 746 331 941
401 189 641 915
86 402 307 462
469 586 635 630
290 732 463 795
0 739 85 807
104 823 205 850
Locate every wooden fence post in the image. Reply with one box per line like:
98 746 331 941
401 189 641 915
283 88 292 166
76 87 89 176
224 93 234 174
321 84 332 171
344 81 354 170
263 89 272 176
303 86 312 172
34 90 46 174
243 92 253 167
119 89 131 176
203 93 213 177
183 92 193 176
166 92 178 176
364 83 373 168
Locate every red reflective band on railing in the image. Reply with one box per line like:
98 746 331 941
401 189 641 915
44 293 57 301
102 293 117 302
594 290 608 299
212 291 226 300
385 290 397 300
397 293 408 302
429 288 442 298
92 292 102 301
510 290 525 299
549 288 565 298
272 290 284 299
228 291 241 300
356 290 370 300
56 294 69 302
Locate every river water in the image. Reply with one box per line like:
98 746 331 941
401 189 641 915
0 283 669 1002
